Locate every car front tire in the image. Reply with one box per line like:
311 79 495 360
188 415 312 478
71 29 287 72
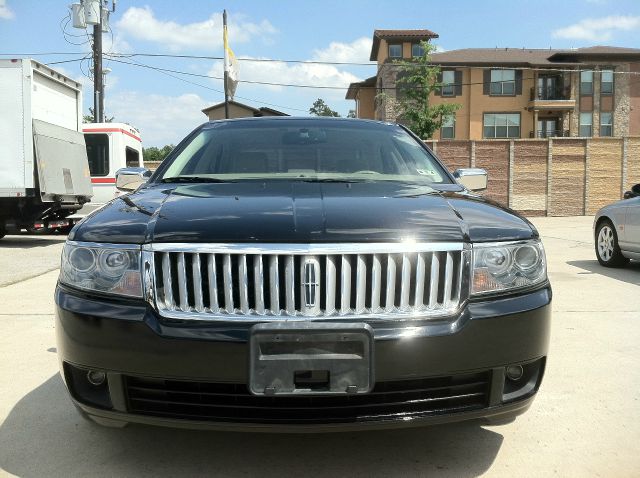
595 219 628 267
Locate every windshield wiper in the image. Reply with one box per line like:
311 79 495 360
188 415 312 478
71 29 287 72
159 176 235 183
299 178 365 183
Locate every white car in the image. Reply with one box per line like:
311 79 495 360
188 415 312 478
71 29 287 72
594 183 640 266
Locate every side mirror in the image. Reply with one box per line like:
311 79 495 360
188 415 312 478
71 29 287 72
624 183 640 199
115 167 151 192
453 168 488 191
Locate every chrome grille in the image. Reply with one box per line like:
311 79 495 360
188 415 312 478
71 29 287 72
146 243 469 321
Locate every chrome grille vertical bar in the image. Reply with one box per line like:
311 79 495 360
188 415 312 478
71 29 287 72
161 252 174 310
355 254 366 313
414 252 426 308
192 253 204 313
325 255 336 315
443 251 454 307
253 255 265 315
371 254 382 311
269 255 280 315
385 254 396 311
178 252 189 312
340 255 351 314
285 255 295 315
238 254 249 314
223 254 234 313
207 254 219 313
453 251 464 304
429 252 440 309
176 252 188 311
400 253 411 310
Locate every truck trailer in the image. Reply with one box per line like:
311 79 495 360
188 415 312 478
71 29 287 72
0 58 92 238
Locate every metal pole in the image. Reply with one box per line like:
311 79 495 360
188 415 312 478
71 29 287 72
93 7 103 123
223 9 229 119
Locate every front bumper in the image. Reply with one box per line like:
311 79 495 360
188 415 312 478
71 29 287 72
55 285 551 431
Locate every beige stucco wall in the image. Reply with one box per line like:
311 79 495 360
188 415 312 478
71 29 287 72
357 88 376 119
429 67 534 140
205 103 257 121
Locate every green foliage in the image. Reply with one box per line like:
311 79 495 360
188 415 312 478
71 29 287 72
143 144 175 163
83 107 115 123
309 98 340 117
382 41 461 139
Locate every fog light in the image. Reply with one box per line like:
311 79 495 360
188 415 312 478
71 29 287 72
506 365 524 381
86 370 106 386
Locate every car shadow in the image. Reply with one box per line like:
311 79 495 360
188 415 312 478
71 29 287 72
0 235 66 249
0 374 504 477
567 260 640 286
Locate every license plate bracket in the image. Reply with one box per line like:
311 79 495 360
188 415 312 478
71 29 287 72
249 322 374 396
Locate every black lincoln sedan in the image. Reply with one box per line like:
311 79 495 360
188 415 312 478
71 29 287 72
55 117 551 431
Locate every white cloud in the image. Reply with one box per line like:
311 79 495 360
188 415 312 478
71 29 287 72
552 15 640 41
107 91 209 146
312 37 372 63
207 37 369 107
0 0 14 19
116 6 277 52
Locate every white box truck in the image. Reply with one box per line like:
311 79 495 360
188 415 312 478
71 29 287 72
0 58 92 238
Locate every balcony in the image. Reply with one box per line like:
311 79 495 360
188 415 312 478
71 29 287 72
529 130 570 138
530 85 571 101
528 85 575 111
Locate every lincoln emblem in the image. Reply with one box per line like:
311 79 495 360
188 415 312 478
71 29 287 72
302 258 320 308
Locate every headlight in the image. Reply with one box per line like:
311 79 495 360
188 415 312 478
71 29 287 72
472 240 547 295
60 242 142 297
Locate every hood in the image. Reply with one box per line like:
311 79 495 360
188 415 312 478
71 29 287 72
69 182 536 244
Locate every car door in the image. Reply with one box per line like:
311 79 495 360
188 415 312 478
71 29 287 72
622 196 640 252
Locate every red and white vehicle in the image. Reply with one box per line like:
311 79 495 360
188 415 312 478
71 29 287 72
70 122 143 218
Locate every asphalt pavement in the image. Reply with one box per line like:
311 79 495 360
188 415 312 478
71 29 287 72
0 216 638 477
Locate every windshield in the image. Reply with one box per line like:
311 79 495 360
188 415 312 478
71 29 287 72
158 120 451 184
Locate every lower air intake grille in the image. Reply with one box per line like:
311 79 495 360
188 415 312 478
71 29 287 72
125 372 490 425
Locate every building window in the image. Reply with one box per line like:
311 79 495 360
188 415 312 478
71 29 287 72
388 44 402 58
442 70 455 96
490 69 515 95
600 112 613 136
441 115 455 139
601 70 614 95
579 112 593 137
483 113 520 138
411 43 424 58
84 133 109 176
580 71 593 95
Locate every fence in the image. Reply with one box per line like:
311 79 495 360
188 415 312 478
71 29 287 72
425 137 640 216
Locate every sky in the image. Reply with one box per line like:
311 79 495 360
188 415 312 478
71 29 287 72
1 0 640 146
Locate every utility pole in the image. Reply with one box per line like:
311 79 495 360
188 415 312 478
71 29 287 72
70 0 115 123
223 9 229 119
93 10 103 123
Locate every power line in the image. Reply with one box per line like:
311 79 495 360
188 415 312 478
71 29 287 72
4 50 640 77
105 56 309 113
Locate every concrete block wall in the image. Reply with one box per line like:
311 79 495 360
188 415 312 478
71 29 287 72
427 137 639 216
512 141 548 216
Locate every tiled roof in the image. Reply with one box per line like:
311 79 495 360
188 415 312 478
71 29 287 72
429 46 640 66
345 76 376 99
370 29 439 60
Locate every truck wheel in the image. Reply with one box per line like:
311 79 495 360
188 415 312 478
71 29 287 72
595 220 628 267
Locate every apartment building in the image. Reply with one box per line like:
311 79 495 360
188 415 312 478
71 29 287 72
346 29 640 139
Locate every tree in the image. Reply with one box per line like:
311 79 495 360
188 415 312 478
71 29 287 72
83 107 115 123
347 109 356 118
309 98 340 117
380 41 461 139
143 144 175 163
